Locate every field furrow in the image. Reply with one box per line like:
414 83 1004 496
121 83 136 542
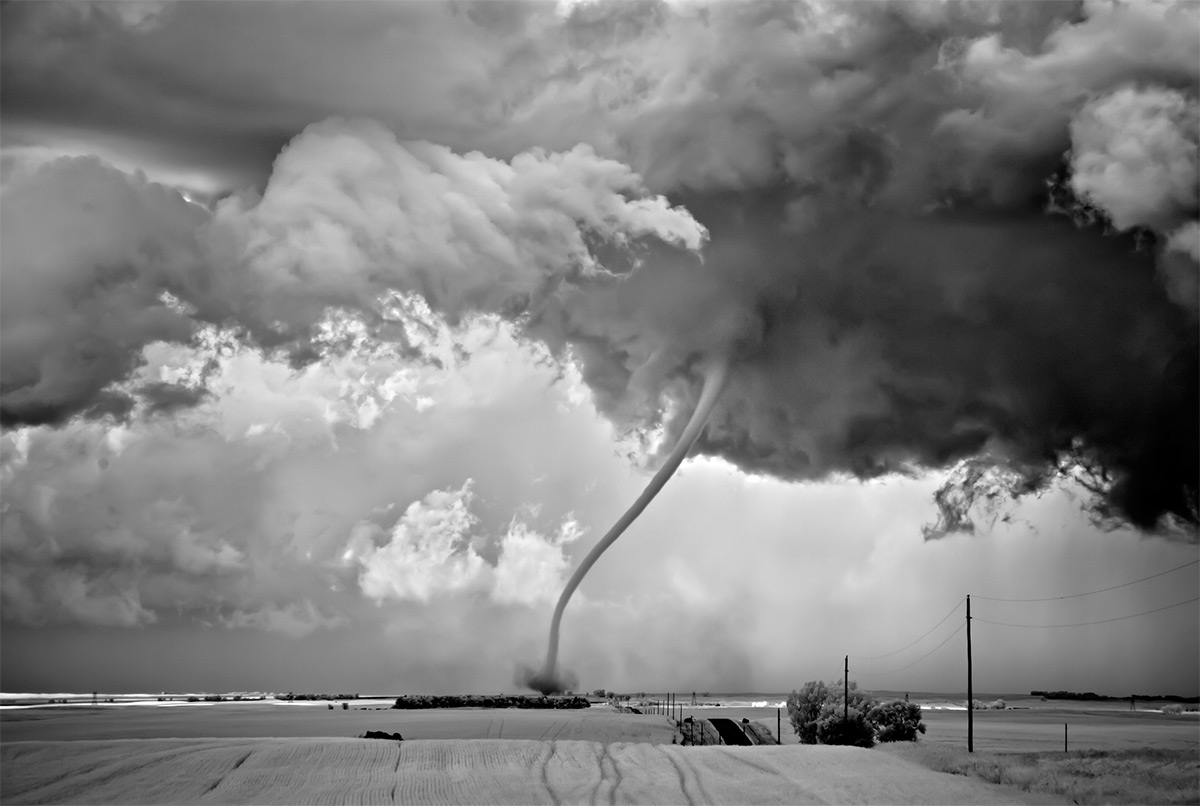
540 740 604 805
605 744 694 805
198 739 398 805
2 737 1073 805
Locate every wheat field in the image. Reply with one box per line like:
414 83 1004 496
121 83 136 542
1 738 1068 805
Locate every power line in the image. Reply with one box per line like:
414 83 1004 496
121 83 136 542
868 623 966 675
851 597 964 660
974 559 1199 603
975 596 1199 628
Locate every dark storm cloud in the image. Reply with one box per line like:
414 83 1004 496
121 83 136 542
0 157 207 426
2 0 1196 536
0 1 544 193
137 382 210 416
695 209 1197 533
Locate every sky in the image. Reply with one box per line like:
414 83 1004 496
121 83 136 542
1 0 1197 698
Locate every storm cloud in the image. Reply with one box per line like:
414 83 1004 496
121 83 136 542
1 0 1196 692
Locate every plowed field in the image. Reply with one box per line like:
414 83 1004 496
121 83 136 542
2 738 1067 804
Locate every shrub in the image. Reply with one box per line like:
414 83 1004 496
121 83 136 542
816 705 876 747
787 681 830 744
868 700 927 743
788 680 878 747
1162 703 1183 715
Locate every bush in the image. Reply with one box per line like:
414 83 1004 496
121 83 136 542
789 682 928 746
868 700 926 743
816 706 877 747
787 681 830 744
1162 703 1183 715
788 680 879 747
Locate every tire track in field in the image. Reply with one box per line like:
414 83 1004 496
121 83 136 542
17 743 209 803
588 743 604 806
550 716 571 742
389 742 401 804
717 747 778 777
661 747 697 806
204 750 252 794
540 741 561 806
598 743 623 806
676 748 714 805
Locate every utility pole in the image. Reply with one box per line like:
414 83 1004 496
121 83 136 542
967 594 974 753
844 655 849 723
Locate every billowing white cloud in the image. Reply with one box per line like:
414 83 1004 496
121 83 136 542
1069 86 1198 232
352 480 584 607
203 118 707 345
493 518 584 606
0 311 632 639
1 120 707 426
354 481 489 603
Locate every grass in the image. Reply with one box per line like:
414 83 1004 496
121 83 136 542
883 743 1200 805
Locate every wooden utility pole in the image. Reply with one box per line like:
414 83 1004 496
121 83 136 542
967 594 974 753
844 655 849 722
777 708 781 743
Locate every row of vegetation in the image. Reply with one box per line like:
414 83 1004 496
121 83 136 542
392 694 591 709
786 680 925 748
178 694 268 703
1031 690 1200 703
591 690 711 700
273 693 361 701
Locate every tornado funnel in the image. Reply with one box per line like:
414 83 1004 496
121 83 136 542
523 358 729 695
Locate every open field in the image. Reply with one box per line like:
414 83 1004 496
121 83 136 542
709 705 1200 753
910 707 1200 754
0 703 675 745
10 698 1191 752
1 737 1069 805
3 702 1194 804
883 745 1200 806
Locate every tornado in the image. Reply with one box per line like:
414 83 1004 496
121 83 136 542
521 357 730 695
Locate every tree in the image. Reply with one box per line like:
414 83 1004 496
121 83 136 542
786 680 883 748
786 680 830 744
867 700 926 742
